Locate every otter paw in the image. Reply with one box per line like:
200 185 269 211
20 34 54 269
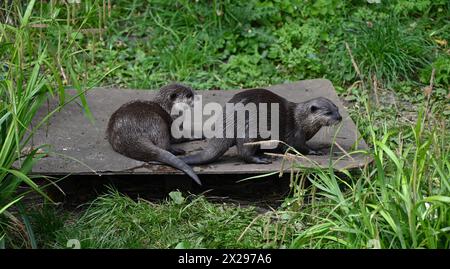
308 149 324 155
247 156 272 164
169 147 186 155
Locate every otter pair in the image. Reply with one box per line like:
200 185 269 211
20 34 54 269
106 83 342 186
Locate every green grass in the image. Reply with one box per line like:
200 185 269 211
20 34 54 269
1 0 449 249
64 0 449 91
0 0 58 246
0 0 111 247
30 190 296 249
334 16 434 87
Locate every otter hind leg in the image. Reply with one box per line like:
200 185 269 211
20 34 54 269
236 139 272 164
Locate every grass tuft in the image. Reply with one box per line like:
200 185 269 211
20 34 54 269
36 190 294 249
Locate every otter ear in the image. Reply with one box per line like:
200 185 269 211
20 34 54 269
310 105 318 112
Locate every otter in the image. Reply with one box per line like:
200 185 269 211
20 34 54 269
181 88 342 165
106 83 202 185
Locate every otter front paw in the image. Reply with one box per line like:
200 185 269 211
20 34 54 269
308 149 324 155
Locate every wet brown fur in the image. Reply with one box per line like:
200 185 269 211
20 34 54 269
106 83 202 185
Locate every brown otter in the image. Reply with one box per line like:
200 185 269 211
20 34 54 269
106 83 202 185
181 88 342 165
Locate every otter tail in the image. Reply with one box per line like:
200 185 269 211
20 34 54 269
181 138 234 165
130 140 202 185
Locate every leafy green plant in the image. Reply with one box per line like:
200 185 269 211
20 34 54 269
268 19 331 80
420 55 450 87
393 0 450 16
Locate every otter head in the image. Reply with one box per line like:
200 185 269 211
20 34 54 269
306 97 342 127
155 83 196 118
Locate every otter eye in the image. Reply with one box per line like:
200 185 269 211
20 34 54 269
325 111 332 116
186 93 193 99
310 105 318 112
170 93 177 100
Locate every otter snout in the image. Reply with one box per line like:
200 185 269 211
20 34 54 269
329 112 342 125
325 111 342 126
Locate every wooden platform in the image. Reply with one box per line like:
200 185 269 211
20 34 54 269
30 79 370 179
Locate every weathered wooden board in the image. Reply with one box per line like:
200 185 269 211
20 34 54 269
30 79 370 177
